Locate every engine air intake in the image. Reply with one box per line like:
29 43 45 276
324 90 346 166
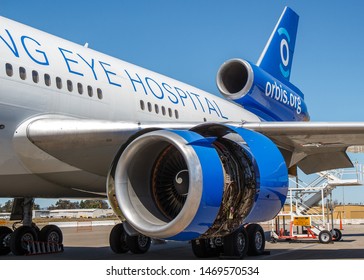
216 59 254 99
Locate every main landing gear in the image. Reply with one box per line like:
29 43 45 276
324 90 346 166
192 223 266 259
109 223 266 259
0 198 63 256
109 223 151 254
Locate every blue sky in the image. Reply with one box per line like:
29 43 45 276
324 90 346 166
1 0 364 207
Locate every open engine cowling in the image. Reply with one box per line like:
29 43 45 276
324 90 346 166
110 124 288 241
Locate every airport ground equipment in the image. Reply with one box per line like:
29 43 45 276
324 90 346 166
271 164 363 243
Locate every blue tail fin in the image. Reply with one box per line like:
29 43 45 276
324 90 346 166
256 6 299 82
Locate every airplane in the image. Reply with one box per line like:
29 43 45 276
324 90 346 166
1 6 364 258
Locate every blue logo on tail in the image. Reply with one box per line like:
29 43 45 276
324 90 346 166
278 27 290 79
256 7 298 83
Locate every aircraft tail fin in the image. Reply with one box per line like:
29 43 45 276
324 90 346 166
256 6 299 82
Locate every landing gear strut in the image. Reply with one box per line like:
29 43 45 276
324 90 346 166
0 198 63 256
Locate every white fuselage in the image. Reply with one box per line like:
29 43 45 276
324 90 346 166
0 16 260 198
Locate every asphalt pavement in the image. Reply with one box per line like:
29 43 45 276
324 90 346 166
1 224 364 260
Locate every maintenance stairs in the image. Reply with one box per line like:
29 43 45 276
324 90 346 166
290 163 363 218
272 163 363 242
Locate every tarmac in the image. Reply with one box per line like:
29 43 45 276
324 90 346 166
1 223 364 260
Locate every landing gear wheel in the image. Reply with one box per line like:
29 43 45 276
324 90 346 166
9 226 38 255
39 225 63 244
223 227 249 258
332 228 342 241
126 234 151 254
246 224 266 256
191 239 219 258
109 224 129 254
0 226 12 256
32 223 41 237
318 230 332 244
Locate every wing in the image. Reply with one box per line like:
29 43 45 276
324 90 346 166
16 116 198 176
241 122 364 174
18 117 364 176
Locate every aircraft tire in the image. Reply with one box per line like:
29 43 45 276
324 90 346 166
318 230 332 244
333 228 342 241
246 224 266 256
9 225 38 255
126 234 151 254
39 225 63 244
191 239 219 258
0 226 12 256
223 226 249 258
109 223 129 254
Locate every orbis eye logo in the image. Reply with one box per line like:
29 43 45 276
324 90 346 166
278 27 290 79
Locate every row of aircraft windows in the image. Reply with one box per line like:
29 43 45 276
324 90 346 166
140 100 179 119
5 63 103 100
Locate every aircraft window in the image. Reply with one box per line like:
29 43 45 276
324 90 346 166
56 77 62 89
32 71 39 83
77 83 83 94
44 74 51 86
87 85 93 97
5 63 13 77
140 100 145 110
155 104 159 114
67 80 73 92
175 110 179 119
161 106 166 116
147 102 152 112
97 88 103 100
19 67 26 80
168 108 173 117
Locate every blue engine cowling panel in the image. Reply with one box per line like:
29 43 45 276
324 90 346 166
228 126 288 223
243 63 309 122
178 124 289 236
168 130 225 240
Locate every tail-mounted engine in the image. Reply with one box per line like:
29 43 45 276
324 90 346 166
216 58 309 121
107 124 288 241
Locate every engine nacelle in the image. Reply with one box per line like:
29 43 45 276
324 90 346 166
112 129 225 241
216 58 310 121
109 124 288 241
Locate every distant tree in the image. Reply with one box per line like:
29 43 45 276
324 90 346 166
332 199 340 207
0 200 39 212
33 203 40 210
80 200 109 209
2 199 13 212
48 199 80 210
